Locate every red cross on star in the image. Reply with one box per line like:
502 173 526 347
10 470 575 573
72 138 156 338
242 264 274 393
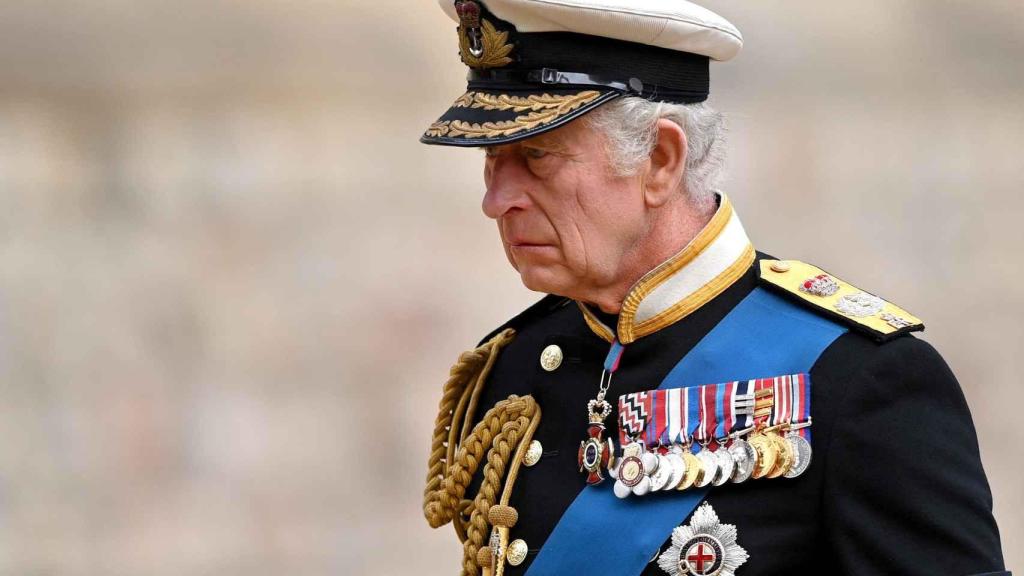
687 542 716 574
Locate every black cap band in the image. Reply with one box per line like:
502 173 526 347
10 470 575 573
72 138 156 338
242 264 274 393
467 30 711 104
469 68 644 96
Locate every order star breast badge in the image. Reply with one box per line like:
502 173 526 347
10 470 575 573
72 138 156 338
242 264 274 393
657 502 749 576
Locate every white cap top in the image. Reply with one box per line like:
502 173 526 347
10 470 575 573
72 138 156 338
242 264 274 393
438 0 743 62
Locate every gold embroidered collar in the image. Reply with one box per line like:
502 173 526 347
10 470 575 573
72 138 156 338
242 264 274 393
578 194 755 345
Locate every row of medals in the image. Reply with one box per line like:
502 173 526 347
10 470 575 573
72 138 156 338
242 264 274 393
610 421 812 499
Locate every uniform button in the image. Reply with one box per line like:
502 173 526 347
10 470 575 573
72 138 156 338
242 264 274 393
539 344 563 371
506 539 528 566
770 260 792 273
523 440 543 467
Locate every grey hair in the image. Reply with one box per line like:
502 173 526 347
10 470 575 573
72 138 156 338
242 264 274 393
583 98 727 212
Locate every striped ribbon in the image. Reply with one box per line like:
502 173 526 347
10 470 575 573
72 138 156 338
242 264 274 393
618 373 812 447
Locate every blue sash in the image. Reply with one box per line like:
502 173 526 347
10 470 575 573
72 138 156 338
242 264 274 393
526 287 847 576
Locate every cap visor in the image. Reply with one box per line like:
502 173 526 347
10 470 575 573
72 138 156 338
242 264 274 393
421 87 621 147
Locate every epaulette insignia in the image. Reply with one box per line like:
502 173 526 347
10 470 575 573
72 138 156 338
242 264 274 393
758 260 924 342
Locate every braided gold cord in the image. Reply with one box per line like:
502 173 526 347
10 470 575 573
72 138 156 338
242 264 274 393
460 331 507 445
423 328 543 576
463 408 536 576
424 329 514 529
440 400 513 528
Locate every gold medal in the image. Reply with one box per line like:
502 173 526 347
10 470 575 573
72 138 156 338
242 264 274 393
766 430 793 478
748 431 777 479
748 382 777 479
690 454 707 488
677 449 701 490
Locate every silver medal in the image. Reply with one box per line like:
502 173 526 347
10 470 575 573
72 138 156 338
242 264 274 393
664 452 686 490
712 448 734 487
694 449 718 488
783 434 813 478
650 454 673 492
728 439 756 484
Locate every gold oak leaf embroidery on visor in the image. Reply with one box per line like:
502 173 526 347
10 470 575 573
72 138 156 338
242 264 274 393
424 121 453 138
425 91 603 139
459 19 514 69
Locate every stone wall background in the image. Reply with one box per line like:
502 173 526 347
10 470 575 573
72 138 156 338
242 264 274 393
0 1 1020 574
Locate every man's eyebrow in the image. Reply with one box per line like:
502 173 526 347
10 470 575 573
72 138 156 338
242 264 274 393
479 138 572 154
525 137 572 152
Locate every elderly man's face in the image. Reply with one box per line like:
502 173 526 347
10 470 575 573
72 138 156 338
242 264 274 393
482 118 648 300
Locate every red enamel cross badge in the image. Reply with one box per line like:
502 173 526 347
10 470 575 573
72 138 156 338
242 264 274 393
578 422 614 485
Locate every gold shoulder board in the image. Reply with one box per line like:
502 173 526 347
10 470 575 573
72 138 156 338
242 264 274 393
758 259 924 342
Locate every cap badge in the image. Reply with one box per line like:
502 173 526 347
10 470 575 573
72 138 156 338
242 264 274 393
455 1 513 69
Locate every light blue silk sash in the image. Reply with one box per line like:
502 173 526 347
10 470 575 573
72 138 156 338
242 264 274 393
526 287 847 576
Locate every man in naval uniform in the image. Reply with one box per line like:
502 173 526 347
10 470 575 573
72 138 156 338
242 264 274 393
419 2 1009 575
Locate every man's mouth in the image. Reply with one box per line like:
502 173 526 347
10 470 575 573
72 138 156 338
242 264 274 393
505 231 549 246
507 237 555 251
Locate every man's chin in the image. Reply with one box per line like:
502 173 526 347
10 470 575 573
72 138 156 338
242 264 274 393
516 266 573 297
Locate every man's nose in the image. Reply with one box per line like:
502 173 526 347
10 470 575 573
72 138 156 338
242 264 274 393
482 154 531 219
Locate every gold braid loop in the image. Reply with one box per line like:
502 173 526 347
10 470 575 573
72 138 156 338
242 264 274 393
423 328 543 576
440 402 511 526
424 328 515 529
463 411 532 575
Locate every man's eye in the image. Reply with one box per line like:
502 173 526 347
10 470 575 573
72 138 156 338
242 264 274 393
524 148 549 159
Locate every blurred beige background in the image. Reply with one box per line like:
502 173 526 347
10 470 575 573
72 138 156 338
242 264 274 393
0 1 1020 574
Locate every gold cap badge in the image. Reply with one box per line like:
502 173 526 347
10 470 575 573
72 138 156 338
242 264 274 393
455 1 513 69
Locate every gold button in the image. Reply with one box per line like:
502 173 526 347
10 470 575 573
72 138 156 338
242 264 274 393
770 260 792 273
506 539 528 566
539 344 563 371
523 440 543 467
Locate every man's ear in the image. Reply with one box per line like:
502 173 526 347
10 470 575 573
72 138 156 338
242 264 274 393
643 118 688 208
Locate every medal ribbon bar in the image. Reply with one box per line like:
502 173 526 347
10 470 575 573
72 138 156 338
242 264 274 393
618 374 811 448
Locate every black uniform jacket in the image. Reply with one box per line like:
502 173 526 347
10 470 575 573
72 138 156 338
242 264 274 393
464 252 1008 576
